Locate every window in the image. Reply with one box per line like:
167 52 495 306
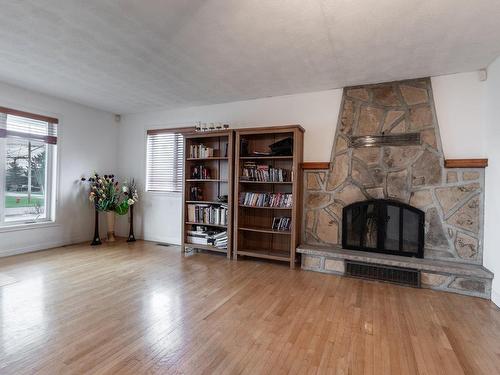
0 106 57 225
146 129 186 192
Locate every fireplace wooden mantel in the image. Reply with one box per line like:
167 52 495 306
301 162 331 170
444 158 488 168
302 158 489 170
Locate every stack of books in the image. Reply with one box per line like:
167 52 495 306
212 231 228 249
272 217 291 231
240 162 290 182
187 204 228 225
239 192 293 208
186 229 208 245
186 228 228 249
189 144 214 158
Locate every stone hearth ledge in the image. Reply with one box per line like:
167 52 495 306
297 244 493 299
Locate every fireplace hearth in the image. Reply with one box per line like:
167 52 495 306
342 200 424 258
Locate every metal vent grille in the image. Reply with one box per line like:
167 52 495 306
349 133 421 148
345 261 421 287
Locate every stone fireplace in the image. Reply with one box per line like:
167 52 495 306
299 78 493 298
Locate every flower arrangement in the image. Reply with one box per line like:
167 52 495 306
82 173 129 215
81 173 139 244
122 179 139 242
82 173 122 212
122 179 139 206
81 173 139 215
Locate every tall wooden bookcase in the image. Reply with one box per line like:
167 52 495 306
182 130 234 258
233 125 304 268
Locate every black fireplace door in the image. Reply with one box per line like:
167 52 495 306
342 200 424 258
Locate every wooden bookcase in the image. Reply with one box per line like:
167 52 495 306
233 125 304 268
182 130 233 258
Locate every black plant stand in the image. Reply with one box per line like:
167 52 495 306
127 204 136 242
91 209 102 246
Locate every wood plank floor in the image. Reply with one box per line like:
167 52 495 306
0 240 499 374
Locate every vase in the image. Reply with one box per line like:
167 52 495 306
106 211 116 242
127 204 136 242
91 209 102 246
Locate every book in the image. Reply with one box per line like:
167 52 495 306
240 163 291 182
189 144 215 158
188 204 228 225
239 192 293 208
272 217 291 231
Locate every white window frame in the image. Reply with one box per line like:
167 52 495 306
0 107 58 228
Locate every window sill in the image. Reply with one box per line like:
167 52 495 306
0 221 59 234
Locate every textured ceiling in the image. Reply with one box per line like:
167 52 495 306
1 0 500 114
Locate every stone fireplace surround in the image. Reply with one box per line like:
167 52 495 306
298 78 493 299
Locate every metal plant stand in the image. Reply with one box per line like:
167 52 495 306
91 209 102 246
127 204 136 242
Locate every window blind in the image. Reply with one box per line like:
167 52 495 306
0 106 58 144
146 132 185 192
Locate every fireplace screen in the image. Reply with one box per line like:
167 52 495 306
342 200 424 258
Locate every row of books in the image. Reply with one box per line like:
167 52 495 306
189 186 203 201
189 144 214 159
191 165 211 179
272 217 292 231
187 204 228 225
186 229 228 249
239 192 293 208
240 162 290 182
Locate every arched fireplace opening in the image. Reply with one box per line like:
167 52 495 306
342 200 425 258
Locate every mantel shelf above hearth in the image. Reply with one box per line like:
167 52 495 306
444 159 488 168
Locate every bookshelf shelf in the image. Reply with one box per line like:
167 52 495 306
182 130 233 259
239 205 292 210
186 157 228 161
239 180 292 184
186 200 227 205
239 226 291 235
237 249 291 261
239 156 294 160
185 222 227 229
185 179 228 182
184 243 228 253
234 125 304 268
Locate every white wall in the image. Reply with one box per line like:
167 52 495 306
116 90 343 244
483 56 500 307
431 72 487 158
117 73 487 245
0 82 117 256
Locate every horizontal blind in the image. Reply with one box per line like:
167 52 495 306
0 106 58 144
146 132 184 192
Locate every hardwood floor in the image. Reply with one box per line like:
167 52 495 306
0 240 499 374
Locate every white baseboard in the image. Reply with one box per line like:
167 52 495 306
491 289 500 308
0 235 89 258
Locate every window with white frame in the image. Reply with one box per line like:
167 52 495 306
146 129 185 192
0 106 57 225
